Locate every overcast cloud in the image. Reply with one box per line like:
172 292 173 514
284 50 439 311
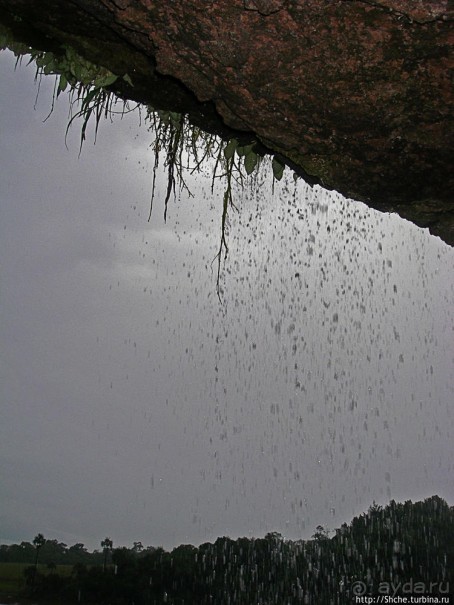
1 51 453 551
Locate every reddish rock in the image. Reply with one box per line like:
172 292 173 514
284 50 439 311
1 0 453 244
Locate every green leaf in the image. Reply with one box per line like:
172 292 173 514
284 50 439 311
81 88 98 112
223 139 238 160
272 157 285 181
70 60 82 80
58 74 68 92
244 151 258 175
35 52 56 71
236 143 254 158
94 73 118 89
43 60 56 75
79 68 92 84
35 54 46 68
123 73 133 87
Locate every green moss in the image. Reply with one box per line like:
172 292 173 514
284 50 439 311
278 147 335 188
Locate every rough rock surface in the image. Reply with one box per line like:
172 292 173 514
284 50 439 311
1 0 453 244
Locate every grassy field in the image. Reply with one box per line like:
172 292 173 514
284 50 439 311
0 563 73 598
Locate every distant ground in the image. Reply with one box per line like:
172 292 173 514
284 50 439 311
0 563 72 602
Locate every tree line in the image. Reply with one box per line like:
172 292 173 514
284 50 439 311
1 495 452 604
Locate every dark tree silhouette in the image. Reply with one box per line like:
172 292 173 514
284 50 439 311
2 497 452 604
101 537 113 572
32 533 45 585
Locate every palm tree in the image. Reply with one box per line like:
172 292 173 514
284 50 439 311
101 537 113 572
32 533 46 585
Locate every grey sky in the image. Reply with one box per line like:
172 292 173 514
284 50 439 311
0 50 453 552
